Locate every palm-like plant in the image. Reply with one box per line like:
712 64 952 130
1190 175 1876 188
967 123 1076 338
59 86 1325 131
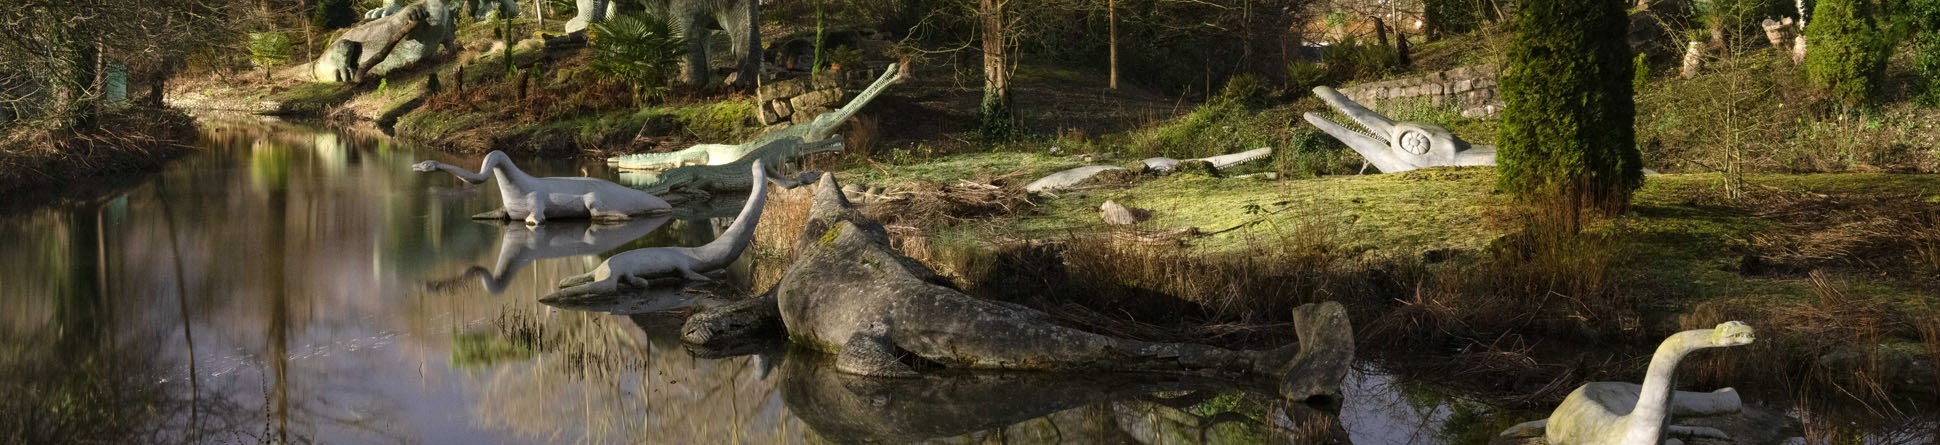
588 14 686 102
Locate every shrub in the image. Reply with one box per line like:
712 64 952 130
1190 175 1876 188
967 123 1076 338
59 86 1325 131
1285 60 1329 93
1910 0 1940 104
246 32 294 80
1496 0 1644 229
314 0 358 30
1320 38 1395 82
588 14 686 102
1804 0 1887 109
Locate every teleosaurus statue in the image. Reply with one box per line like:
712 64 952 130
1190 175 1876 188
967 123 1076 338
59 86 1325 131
414 150 673 225
606 63 905 171
1302 86 1496 173
549 159 769 297
1499 321 1757 445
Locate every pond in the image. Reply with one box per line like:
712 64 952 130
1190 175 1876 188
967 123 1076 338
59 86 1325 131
0 120 1929 444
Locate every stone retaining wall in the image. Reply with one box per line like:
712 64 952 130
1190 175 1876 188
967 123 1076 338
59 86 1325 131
754 62 895 130
1338 64 1501 118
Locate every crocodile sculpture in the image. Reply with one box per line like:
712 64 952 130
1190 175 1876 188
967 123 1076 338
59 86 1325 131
617 137 839 200
315 0 457 83
606 63 904 171
1302 85 1496 173
427 217 669 294
1498 322 1757 445
772 172 1357 403
547 160 768 298
413 150 673 225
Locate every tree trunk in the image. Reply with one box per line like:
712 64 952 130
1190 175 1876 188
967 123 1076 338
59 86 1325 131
1108 0 1117 90
1374 16 1389 47
979 0 1012 135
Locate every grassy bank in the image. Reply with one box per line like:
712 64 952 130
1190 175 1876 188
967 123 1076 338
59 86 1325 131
0 107 199 208
804 147 1940 411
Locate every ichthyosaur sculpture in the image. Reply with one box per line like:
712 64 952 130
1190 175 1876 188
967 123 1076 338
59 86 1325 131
547 160 768 298
413 150 673 225
769 172 1357 403
1302 85 1496 173
1498 321 1757 445
606 63 904 171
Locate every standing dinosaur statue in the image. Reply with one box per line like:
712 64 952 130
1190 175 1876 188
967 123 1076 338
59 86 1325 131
547 160 769 298
567 0 761 86
413 150 673 225
606 63 904 171
1302 85 1497 173
367 0 516 20
1499 322 1757 445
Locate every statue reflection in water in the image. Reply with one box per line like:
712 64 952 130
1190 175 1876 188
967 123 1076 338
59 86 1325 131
426 216 670 294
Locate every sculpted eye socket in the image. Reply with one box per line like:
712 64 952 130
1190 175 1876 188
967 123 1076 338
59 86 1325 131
1399 132 1431 155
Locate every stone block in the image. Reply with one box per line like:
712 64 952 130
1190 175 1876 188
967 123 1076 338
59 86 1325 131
790 88 844 113
810 72 841 90
758 100 791 125
791 106 832 125
1455 79 1473 93
759 78 808 101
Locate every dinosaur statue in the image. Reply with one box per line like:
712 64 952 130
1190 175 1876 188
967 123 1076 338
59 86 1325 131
1024 147 1275 194
1498 322 1757 445
616 137 841 200
566 0 760 86
547 160 768 298
1302 86 1496 173
316 0 458 83
608 63 904 171
366 0 516 20
772 172 1357 403
425 217 669 294
412 150 673 225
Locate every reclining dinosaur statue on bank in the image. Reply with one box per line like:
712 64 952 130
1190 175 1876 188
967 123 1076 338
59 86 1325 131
1302 86 1496 173
1024 147 1275 194
315 0 458 83
767 172 1356 403
413 150 673 225
1497 322 1757 445
426 217 669 294
546 160 768 299
607 63 905 171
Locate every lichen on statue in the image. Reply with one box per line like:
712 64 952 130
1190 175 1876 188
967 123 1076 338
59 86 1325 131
412 150 673 225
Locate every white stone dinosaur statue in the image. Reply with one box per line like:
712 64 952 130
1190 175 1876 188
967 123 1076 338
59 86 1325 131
368 0 515 20
549 159 768 296
606 63 905 171
1499 321 1757 445
413 150 673 225
1302 85 1496 173
1024 147 1275 194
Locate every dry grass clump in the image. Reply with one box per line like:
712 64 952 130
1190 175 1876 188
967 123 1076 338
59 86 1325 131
1740 186 1940 280
0 107 197 197
858 174 1037 230
1679 271 1928 411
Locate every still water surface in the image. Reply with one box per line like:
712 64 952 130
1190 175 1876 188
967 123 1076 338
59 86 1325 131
8 120 1922 444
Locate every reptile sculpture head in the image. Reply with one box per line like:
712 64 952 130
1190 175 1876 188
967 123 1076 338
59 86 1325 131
1301 86 1496 173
